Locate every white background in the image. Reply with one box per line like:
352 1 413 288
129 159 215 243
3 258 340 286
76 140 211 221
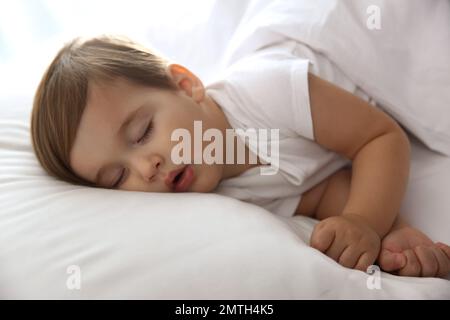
0 0 226 98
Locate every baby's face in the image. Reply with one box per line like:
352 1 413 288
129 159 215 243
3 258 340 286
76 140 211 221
69 67 230 192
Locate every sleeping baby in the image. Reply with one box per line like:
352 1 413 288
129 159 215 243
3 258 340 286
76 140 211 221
30 35 450 278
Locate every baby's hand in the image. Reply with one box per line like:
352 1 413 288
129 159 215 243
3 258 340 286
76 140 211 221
310 214 381 272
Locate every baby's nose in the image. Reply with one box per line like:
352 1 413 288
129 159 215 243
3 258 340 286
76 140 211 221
146 156 163 182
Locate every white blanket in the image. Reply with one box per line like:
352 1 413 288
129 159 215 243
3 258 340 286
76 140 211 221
221 0 450 157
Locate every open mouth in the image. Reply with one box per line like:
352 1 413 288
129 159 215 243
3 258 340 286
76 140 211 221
173 165 194 192
165 165 195 192
173 169 184 184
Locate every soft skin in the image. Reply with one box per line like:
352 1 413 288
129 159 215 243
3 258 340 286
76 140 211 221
70 64 260 192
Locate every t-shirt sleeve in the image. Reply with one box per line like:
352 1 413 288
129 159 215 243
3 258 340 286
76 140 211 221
223 52 315 141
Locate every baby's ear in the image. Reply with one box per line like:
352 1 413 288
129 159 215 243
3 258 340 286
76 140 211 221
166 63 205 102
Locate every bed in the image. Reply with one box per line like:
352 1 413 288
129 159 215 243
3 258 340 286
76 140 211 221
0 0 449 299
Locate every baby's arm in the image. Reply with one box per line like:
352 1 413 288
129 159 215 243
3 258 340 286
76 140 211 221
296 167 450 277
307 72 411 237
304 73 411 270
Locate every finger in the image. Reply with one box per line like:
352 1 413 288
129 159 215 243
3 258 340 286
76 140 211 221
354 251 377 272
310 225 335 253
325 235 348 262
414 245 438 277
398 249 421 277
378 249 407 272
436 242 450 259
338 246 363 269
429 246 450 278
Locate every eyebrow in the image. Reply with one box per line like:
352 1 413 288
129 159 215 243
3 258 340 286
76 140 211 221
94 105 143 186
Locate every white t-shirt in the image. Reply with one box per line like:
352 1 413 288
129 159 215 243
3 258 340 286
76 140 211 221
205 40 355 217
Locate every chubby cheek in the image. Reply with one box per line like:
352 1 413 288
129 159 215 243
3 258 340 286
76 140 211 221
191 164 222 193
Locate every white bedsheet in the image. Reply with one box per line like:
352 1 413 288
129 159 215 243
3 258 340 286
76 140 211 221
1 0 449 299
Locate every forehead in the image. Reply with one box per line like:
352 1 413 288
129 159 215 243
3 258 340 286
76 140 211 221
89 78 139 123
69 78 143 182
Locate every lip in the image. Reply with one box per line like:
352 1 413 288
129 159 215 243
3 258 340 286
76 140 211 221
165 166 186 191
173 165 194 192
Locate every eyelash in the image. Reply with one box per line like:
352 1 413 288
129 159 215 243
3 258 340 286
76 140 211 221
112 169 126 189
112 120 154 189
136 120 154 145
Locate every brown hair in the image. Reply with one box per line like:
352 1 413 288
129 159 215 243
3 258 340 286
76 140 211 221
30 35 178 187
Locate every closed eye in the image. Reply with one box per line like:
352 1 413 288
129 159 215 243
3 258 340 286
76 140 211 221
111 168 126 189
111 120 154 189
136 120 153 144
